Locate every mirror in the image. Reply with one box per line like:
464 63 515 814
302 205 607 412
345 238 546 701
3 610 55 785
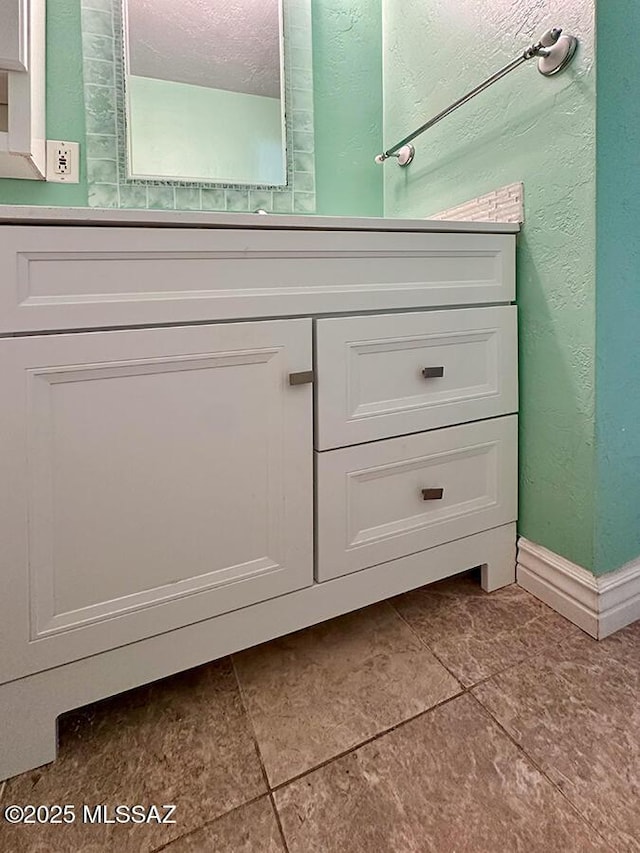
122 0 287 186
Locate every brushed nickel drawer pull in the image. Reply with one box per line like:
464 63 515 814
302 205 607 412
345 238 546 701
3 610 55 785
421 488 444 501
422 366 445 379
289 370 314 386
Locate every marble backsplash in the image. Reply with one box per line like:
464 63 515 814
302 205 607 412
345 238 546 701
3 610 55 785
430 183 524 224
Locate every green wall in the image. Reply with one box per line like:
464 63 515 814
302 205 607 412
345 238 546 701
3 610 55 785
594 1 640 573
382 1 597 569
0 0 88 205
0 0 383 216
128 76 285 185
312 0 383 216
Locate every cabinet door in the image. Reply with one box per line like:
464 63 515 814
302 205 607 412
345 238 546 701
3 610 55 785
0 0 27 72
0 320 313 683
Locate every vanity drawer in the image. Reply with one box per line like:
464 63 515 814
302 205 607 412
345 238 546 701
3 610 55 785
315 306 517 450
0 227 515 333
315 415 517 581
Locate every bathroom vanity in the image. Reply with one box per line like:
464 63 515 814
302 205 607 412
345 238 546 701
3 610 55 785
0 208 519 780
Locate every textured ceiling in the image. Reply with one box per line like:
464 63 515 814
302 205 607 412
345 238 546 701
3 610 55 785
126 0 282 98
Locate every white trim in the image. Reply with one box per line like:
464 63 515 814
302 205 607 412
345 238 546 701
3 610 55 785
517 537 640 639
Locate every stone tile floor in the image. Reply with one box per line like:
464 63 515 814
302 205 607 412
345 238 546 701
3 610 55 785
1 569 638 852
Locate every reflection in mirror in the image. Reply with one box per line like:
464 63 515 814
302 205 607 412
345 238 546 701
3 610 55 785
123 0 287 186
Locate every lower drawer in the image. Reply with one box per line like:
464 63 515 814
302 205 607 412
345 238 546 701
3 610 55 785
315 415 517 581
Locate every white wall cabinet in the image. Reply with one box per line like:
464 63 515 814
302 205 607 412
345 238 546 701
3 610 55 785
0 0 28 72
0 218 518 781
0 0 46 178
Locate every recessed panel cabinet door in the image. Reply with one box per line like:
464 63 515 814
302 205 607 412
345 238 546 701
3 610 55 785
0 320 313 683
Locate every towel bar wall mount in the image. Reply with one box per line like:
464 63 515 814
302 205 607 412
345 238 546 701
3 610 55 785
376 27 578 168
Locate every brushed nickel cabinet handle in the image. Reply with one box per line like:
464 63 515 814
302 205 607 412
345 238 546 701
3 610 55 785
289 370 314 385
422 366 444 379
421 488 444 501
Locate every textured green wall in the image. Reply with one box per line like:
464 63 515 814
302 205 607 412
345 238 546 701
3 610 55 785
128 76 285 185
0 0 88 205
383 2 597 569
594 1 640 574
0 0 383 216
312 0 383 216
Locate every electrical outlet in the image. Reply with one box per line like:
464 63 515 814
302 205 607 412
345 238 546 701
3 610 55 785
46 140 80 183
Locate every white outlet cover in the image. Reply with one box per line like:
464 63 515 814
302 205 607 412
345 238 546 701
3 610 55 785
46 140 80 183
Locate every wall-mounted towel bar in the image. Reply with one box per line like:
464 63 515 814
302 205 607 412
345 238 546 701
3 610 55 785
376 27 578 167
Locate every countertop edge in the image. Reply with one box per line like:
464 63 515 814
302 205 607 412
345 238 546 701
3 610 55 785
0 205 521 233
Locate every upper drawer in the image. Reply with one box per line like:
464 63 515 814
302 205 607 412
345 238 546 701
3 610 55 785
315 306 518 450
0 227 514 332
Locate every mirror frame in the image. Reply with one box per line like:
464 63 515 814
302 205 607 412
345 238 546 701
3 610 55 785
81 0 315 213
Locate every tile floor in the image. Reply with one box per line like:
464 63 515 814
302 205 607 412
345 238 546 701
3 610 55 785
1 569 639 852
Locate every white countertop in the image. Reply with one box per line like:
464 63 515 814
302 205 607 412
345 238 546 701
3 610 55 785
0 205 520 233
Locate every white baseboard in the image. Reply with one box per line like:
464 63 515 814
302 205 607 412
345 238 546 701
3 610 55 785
517 538 640 639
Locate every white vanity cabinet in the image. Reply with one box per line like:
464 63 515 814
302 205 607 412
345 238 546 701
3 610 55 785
0 211 519 781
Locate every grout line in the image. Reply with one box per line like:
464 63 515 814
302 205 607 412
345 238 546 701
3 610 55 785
0 780 5 804
387 595 469 684
468 693 618 852
148 791 269 853
230 654 291 852
390 590 576 693
230 653 276 789
467 625 583 692
269 689 464 794
268 790 292 853
151 655 279 853
389 577 585 692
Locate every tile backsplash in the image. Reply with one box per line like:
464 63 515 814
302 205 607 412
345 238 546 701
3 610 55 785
430 183 524 224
